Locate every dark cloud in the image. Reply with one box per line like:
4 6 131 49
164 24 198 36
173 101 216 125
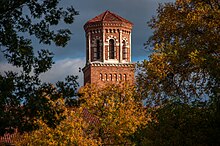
57 0 175 62
0 0 175 83
0 0 175 63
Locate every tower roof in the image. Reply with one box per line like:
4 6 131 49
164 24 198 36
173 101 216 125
85 10 133 26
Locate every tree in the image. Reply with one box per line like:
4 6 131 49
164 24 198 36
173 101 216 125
137 0 220 107
14 83 147 145
0 0 79 135
134 0 220 145
14 108 101 146
131 103 220 146
79 83 147 145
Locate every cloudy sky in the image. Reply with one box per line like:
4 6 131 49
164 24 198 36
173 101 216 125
0 0 174 86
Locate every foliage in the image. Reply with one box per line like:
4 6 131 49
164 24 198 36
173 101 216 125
0 0 79 135
137 0 220 106
13 83 147 146
79 83 147 145
133 0 220 145
131 103 220 146
14 107 101 146
0 75 79 135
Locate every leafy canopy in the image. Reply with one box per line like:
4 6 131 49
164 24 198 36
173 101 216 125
137 0 220 106
0 0 79 135
133 0 220 145
13 83 147 145
79 83 148 145
14 107 101 146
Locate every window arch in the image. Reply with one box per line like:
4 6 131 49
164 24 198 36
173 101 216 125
122 40 127 60
109 39 115 59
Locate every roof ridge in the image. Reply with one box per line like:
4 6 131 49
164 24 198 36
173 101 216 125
108 11 124 21
102 10 109 21
84 10 133 27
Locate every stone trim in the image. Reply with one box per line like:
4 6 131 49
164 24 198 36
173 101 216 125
91 62 135 67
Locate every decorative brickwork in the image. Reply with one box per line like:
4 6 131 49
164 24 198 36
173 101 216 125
83 10 135 86
83 63 135 86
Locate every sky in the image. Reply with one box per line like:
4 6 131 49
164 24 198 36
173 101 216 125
0 0 174 86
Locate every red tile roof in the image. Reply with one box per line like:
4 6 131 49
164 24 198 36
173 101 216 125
85 10 133 25
82 108 100 125
0 131 17 144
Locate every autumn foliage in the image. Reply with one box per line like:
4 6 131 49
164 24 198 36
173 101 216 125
79 83 147 145
138 0 220 105
14 108 101 146
134 0 220 145
1 0 220 145
14 83 147 145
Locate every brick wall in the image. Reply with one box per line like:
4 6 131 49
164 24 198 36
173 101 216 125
83 11 134 86
83 63 135 86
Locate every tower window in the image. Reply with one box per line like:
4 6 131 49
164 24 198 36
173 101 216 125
109 39 115 59
122 40 127 60
96 40 100 59
94 40 101 60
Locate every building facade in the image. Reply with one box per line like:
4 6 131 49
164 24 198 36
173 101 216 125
83 11 135 86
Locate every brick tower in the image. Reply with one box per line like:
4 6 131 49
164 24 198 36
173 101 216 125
83 10 135 86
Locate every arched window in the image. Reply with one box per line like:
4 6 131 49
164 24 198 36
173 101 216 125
105 74 108 81
114 74 117 81
122 40 127 60
94 40 100 60
100 73 103 81
109 39 115 59
109 74 112 81
96 40 100 59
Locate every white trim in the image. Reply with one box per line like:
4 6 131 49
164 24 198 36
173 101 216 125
106 36 119 42
88 32 91 62
103 29 105 62
129 32 132 62
121 60 129 63
104 59 119 63
119 30 122 63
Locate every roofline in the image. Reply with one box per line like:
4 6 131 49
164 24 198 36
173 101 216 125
84 10 133 29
